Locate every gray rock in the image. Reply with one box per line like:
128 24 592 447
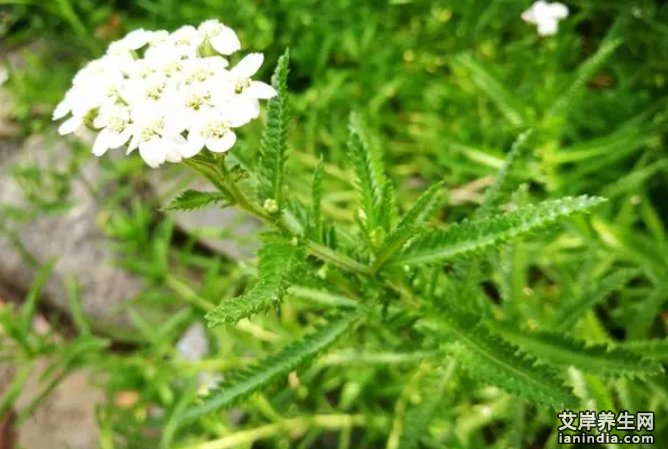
0 134 143 331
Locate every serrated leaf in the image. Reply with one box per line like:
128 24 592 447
181 310 361 420
348 113 386 231
392 196 605 267
552 268 639 331
387 362 453 449
206 234 302 326
258 48 290 208
378 180 398 233
620 339 668 362
476 130 532 218
497 326 663 378
434 306 578 408
396 181 445 231
165 190 228 211
308 157 324 242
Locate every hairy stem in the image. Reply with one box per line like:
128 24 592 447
185 156 372 276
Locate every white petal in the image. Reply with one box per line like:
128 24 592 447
165 147 183 163
549 3 569 19
109 129 132 149
206 131 236 153
123 29 150 50
183 134 205 158
246 81 277 99
210 27 241 55
232 53 263 78
537 19 558 36
92 130 113 156
139 139 167 168
58 116 82 135
521 10 537 24
165 135 188 162
53 98 71 120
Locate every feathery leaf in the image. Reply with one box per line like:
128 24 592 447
552 268 639 331
181 310 361 420
378 180 398 233
433 306 578 408
497 326 663 378
387 362 454 449
165 190 228 211
620 339 668 362
206 234 303 326
393 196 606 267
396 181 445 231
309 157 324 242
476 130 532 218
258 48 291 208
348 113 386 231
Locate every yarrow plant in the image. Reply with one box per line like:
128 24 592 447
521 1 569 36
53 21 276 167
49 18 666 449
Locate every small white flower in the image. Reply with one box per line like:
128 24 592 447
221 53 277 121
172 83 216 128
199 19 241 55
182 56 228 86
128 108 188 167
521 1 569 36
187 111 247 155
53 21 275 167
92 105 133 156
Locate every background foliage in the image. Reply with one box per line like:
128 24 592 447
1 1 667 448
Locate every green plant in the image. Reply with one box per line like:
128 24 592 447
1 2 667 448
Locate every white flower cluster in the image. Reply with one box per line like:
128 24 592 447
53 21 276 167
521 1 569 36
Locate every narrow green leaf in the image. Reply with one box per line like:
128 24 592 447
309 157 324 242
206 235 303 326
497 326 663 378
620 339 668 362
545 38 622 120
433 306 578 408
378 180 398 233
393 196 606 267
181 310 361 420
20 258 56 337
387 362 454 449
457 54 528 127
476 129 532 218
258 48 291 208
552 268 639 331
396 181 445 231
372 225 421 274
165 189 227 211
348 113 385 231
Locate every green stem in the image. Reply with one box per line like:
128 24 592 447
177 414 365 449
306 241 373 276
185 155 372 276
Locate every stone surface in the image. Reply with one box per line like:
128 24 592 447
14 359 103 449
0 133 144 331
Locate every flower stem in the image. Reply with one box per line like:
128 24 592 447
185 156 372 276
